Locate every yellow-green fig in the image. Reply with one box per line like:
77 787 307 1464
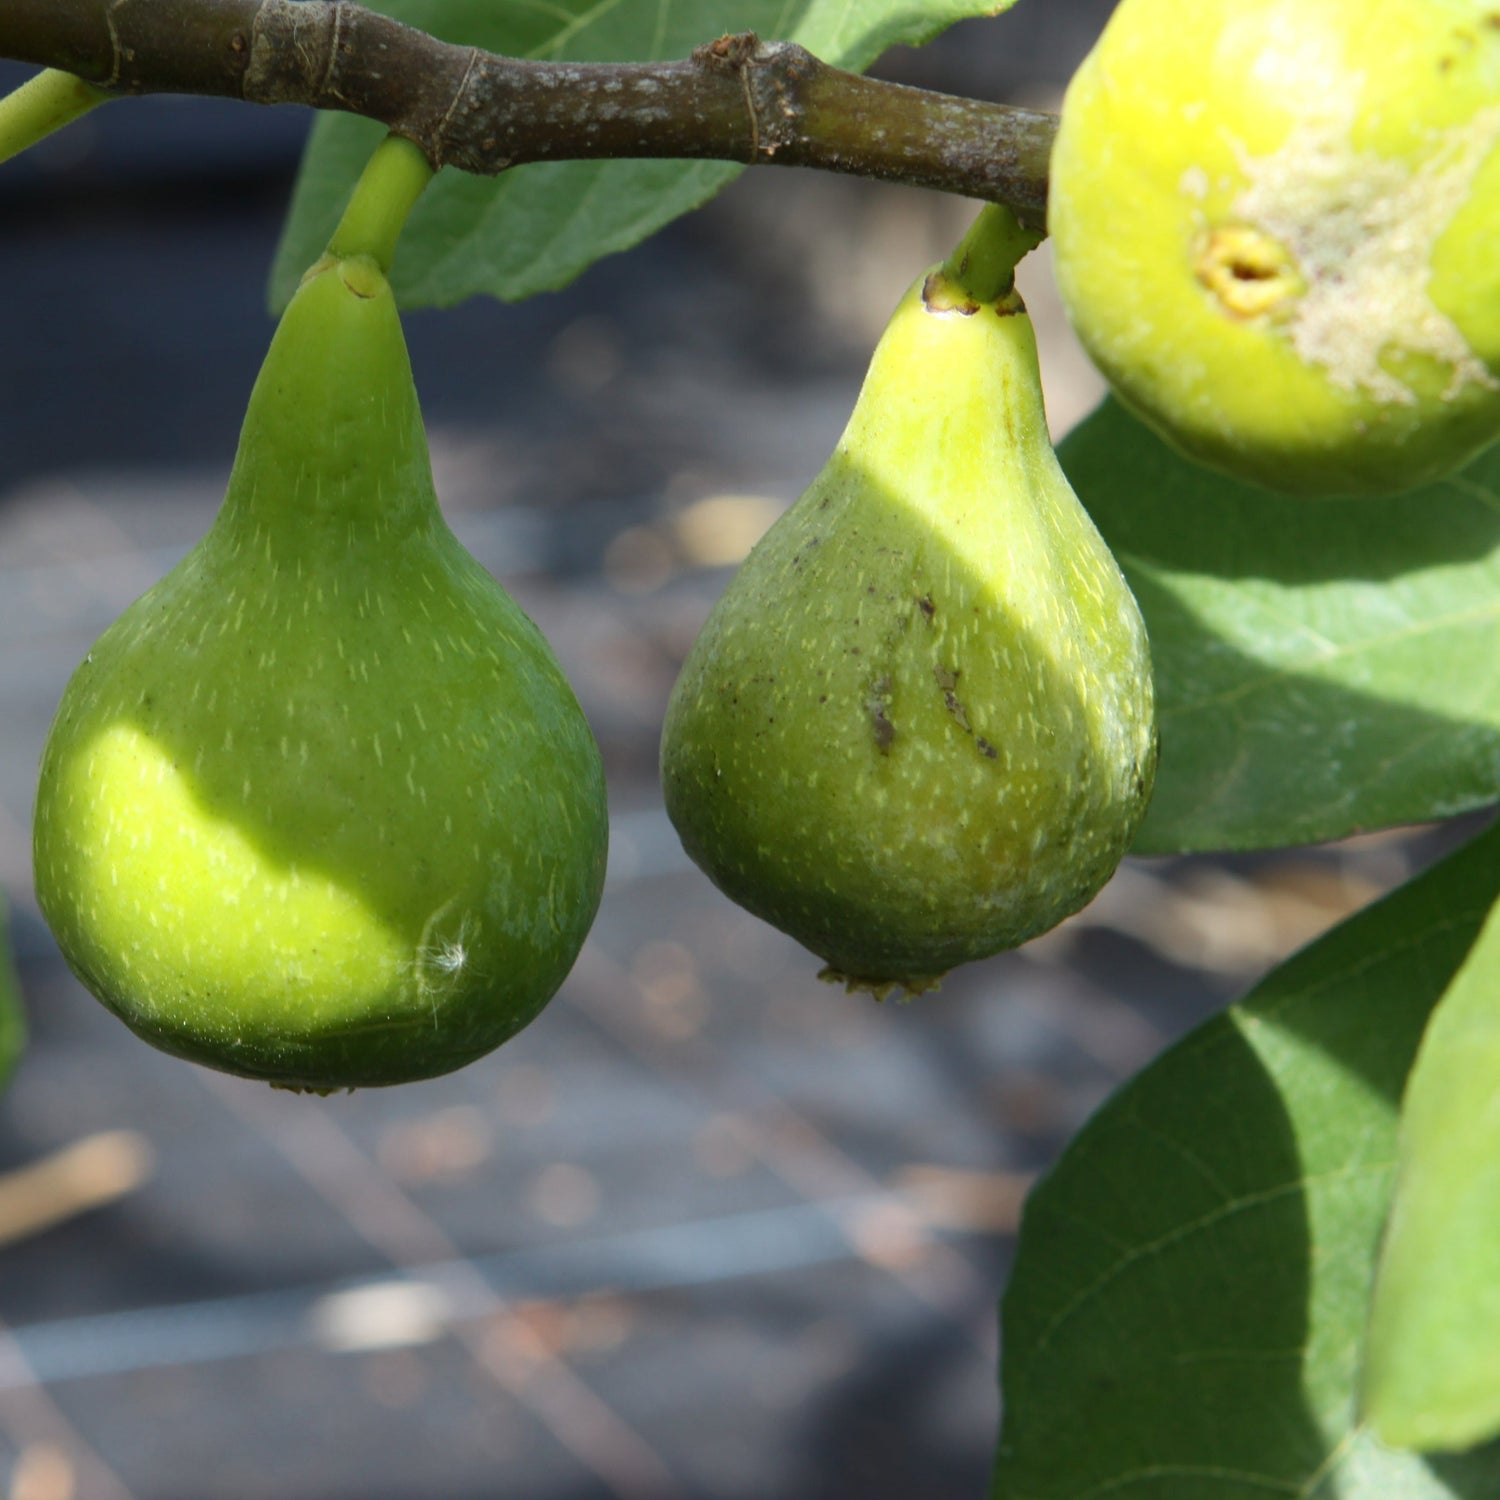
659 243 1157 993
1048 0 1500 497
32 252 608 1090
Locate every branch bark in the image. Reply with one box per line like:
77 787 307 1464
0 0 1055 228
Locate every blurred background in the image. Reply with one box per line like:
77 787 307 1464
0 5 1461 1497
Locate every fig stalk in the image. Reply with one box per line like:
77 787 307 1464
0 68 108 166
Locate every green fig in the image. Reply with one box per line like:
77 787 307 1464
0 897 25 1090
1048 0 1500 497
32 252 608 1090
659 252 1158 993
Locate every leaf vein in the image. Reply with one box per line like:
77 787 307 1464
1032 1162 1382 1353
526 0 631 59
1073 1462 1302 1498
1160 597 1500 721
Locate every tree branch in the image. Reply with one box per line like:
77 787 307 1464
0 0 1055 228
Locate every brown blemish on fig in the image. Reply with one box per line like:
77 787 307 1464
868 675 895 754
933 664 975 732
921 272 980 316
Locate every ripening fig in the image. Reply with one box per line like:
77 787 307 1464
660 220 1157 994
1048 0 1500 497
32 252 608 1090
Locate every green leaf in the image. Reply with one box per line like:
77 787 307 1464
1364 884 1500 1453
269 0 1007 309
0 896 25 1089
993 818 1500 1499
1060 399 1500 854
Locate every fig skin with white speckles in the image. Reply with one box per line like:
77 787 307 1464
660 266 1157 993
32 253 608 1090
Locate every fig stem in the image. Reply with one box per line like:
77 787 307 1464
326 132 436 275
939 203 1045 305
0 68 109 168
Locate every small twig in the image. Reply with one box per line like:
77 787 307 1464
0 0 1055 227
0 1130 154 1248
